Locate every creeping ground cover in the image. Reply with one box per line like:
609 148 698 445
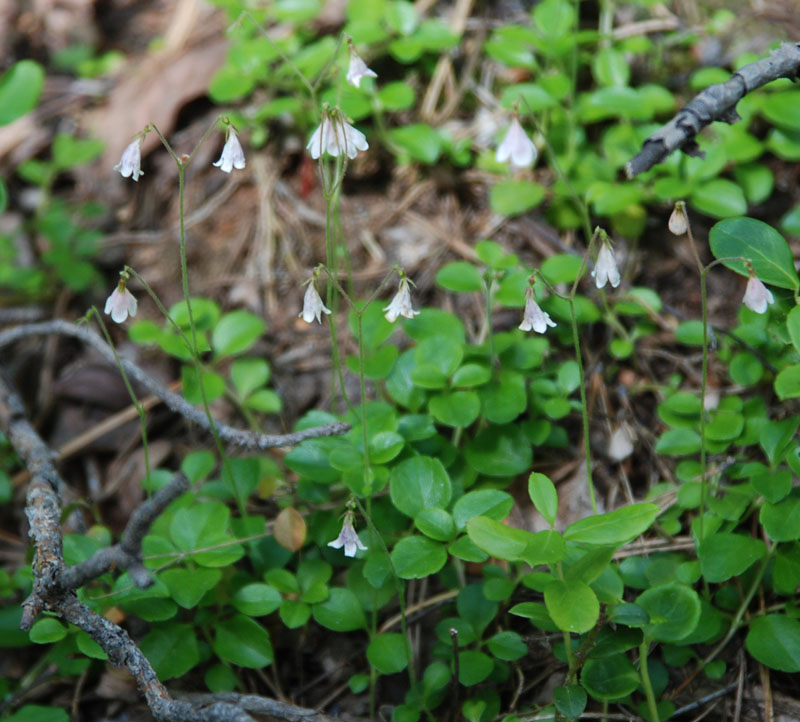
1 2 800 722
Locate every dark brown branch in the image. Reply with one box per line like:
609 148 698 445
60 473 190 590
626 41 800 178
0 320 350 448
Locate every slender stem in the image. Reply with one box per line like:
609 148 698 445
700 544 775 670
89 308 150 486
176 164 229 483
569 296 598 515
698 267 709 543
353 497 415 687
639 638 660 722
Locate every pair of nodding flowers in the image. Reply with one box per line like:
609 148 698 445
668 203 774 314
300 275 419 326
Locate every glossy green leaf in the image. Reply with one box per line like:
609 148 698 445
213 310 265 357
490 180 546 216
436 261 483 292
161 568 221 609
544 579 599 634
0 60 45 125
760 496 800 542
391 536 448 579
554 685 587 719
429 391 480 427
746 615 800 672
563 503 659 546
465 424 532 476
636 583 701 642
389 456 452 518
232 583 282 617
212 615 273 668
581 655 640 701
528 472 558 526
698 533 765 582
367 633 410 674
775 364 800 401
452 489 514 530
312 588 366 631
710 217 800 290
141 623 200 679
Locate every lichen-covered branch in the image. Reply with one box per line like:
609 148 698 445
60 473 190 590
0 320 350 448
178 692 368 722
626 41 800 178
0 372 256 720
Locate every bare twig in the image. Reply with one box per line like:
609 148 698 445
177 692 370 722
0 320 350 449
60 473 190 590
0 372 254 721
626 42 800 178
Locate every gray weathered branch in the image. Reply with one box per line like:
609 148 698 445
0 372 254 721
60 473 190 590
626 41 800 178
0 320 350 449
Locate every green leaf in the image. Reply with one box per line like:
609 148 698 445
436 261 483 292
213 310 265 357
636 583 701 642
760 417 800 465
415 508 456 542
690 179 747 218
279 599 311 628
389 123 442 163
161 568 221 608
378 81 415 111
457 650 494 686
312 588 366 631
761 91 800 131
452 489 514 530
581 655 640 701
52 133 105 169
231 358 270 398
466 516 530 561
367 633 410 674
212 615 273 668
489 180 546 216
486 630 527 661
544 579 600 634
775 364 800 401
391 535 448 578
655 428 701 456
429 391 480 427
181 366 226 405
232 583 282 617
4 706 69 722
698 533 765 582
29 617 67 644
563 503 659 546
760 496 800 542
389 456 452 518
709 217 800 290
141 623 200 679
554 685 588 719
465 424 532 476
0 60 45 125
746 615 800 672
412 336 463 387
480 370 527 423
787 307 800 356
528 472 558 526
245 388 283 413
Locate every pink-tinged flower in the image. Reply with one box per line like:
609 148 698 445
299 281 331 324
307 111 368 160
346 46 377 88
592 241 621 289
114 139 144 181
742 275 774 314
496 116 537 168
104 282 138 323
328 512 367 558
213 130 246 173
519 286 556 333
383 278 420 322
668 202 688 235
